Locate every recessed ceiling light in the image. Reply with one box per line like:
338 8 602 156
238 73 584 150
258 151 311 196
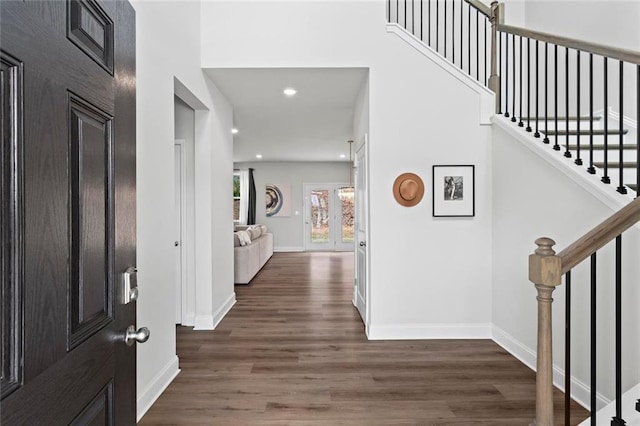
283 88 297 96
256 154 263 159
339 154 346 159
232 128 238 134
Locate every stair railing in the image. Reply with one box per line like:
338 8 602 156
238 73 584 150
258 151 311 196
387 0 640 198
529 196 640 425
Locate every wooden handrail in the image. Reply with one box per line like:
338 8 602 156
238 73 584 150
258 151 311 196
497 24 640 65
558 197 640 273
465 0 640 65
464 0 491 18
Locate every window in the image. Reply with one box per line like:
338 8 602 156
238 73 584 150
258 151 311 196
233 171 240 222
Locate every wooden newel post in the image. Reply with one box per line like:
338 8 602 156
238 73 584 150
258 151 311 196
489 1 503 113
528 237 562 426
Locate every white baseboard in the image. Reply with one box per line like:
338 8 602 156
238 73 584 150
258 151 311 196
193 292 236 330
367 323 492 340
136 355 180 422
212 292 236 329
491 325 609 411
182 312 195 327
274 246 304 252
193 314 214 330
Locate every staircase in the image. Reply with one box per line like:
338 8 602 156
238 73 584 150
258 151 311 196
387 0 640 424
387 0 640 200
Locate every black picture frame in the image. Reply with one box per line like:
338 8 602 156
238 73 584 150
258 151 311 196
432 165 475 217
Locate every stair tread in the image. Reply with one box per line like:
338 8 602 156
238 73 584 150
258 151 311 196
566 144 637 150
522 116 602 121
543 129 629 136
593 162 638 168
628 184 638 191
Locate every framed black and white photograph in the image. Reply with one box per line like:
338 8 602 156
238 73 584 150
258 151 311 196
432 165 475 217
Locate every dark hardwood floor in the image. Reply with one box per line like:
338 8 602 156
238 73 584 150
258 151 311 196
140 252 589 425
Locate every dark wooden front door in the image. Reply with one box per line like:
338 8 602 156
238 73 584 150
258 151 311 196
1 0 137 424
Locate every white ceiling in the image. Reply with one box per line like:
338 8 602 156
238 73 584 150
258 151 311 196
204 68 368 163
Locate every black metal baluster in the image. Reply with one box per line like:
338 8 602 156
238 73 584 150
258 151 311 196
617 61 627 194
554 45 560 150
544 43 550 143
451 0 455 65
421 0 424 40
534 40 540 137
460 0 463 70
476 9 479 80
404 0 407 29
588 54 596 174
484 17 487 85
526 38 532 132
498 32 502 114
512 34 516 123
468 4 471 76
611 235 624 425
504 33 509 118
436 0 439 52
576 51 583 165
428 0 431 46
603 58 611 183
565 47 572 158
444 0 447 58
519 36 524 127
590 253 597 426
565 271 572 426
388 0 391 22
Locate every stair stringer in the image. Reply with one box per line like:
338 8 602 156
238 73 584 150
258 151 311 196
386 23 494 125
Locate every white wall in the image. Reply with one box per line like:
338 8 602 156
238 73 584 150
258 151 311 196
522 0 639 121
492 121 640 408
133 0 235 420
234 162 351 251
203 0 494 338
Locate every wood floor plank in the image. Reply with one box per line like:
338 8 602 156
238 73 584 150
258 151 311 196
140 252 589 425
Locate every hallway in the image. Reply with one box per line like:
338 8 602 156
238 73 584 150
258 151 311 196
140 252 588 425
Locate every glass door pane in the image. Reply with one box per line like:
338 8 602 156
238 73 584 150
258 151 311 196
310 189 330 244
339 187 354 243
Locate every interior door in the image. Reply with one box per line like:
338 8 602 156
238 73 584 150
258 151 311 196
1 1 140 424
174 142 184 324
354 138 368 323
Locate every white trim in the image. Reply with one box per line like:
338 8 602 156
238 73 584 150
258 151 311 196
386 23 494 125
193 292 236 330
137 355 180 422
274 246 304 252
492 325 609 412
193 314 214 330
492 115 637 218
366 323 492 340
212 292 236 329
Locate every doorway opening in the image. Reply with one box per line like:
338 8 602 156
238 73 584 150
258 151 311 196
173 96 196 325
303 183 355 252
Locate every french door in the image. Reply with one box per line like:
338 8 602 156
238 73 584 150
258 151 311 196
303 184 354 251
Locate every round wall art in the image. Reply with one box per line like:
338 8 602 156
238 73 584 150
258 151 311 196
392 172 425 207
265 184 283 217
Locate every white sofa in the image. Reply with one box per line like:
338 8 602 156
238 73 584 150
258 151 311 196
234 225 273 284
